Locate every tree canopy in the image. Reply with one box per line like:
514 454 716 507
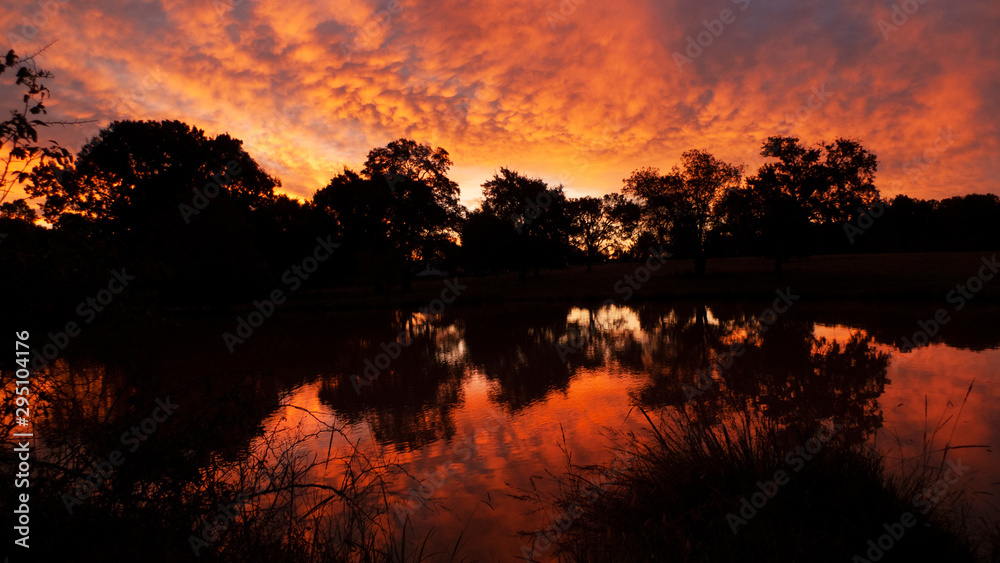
734 136 880 275
312 139 464 288
625 150 740 274
477 167 571 280
5 46 999 313
27 119 279 235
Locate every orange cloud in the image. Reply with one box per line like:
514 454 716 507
1 0 997 208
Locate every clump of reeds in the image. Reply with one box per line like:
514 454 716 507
517 388 992 562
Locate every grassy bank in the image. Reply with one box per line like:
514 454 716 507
517 405 997 562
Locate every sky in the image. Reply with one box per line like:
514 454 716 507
2 0 998 210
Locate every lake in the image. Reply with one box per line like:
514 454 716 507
12 299 1000 561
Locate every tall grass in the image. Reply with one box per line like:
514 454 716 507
516 395 995 562
0 359 464 563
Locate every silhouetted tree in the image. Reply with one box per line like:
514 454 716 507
567 193 638 271
0 198 37 223
250 194 340 285
314 139 464 290
872 195 939 251
622 166 681 245
738 137 879 276
712 185 764 256
673 150 741 274
844 193 1000 254
22 120 282 304
361 137 464 227
27 120 278 236
480 167 570 280
937 193 1000 251
460 209 519 277
314 169 399 290
624 151 740 274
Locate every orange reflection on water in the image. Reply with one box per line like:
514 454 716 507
16 306 995 560
261 315 999 558
265 363 650 558
877 344 1000 517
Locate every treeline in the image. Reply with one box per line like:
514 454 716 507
1 51 998 314
4 119 998 303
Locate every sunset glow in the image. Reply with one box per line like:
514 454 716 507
3 0 997 208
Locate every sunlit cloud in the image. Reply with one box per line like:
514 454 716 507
2 0 997 208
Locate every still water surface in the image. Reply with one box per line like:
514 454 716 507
22 301 1000 560
254 303 1000 559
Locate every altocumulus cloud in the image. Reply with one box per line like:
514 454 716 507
1 0 997 205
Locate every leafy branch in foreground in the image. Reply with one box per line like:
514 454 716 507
0 44 76 205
